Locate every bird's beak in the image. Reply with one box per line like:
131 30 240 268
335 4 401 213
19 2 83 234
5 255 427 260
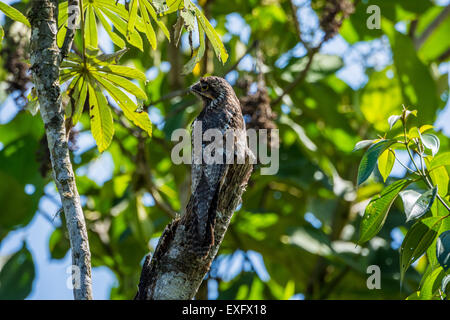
190 82 214 100
190 82 202 95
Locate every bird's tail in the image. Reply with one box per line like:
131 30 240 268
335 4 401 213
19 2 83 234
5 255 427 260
188 176 221 259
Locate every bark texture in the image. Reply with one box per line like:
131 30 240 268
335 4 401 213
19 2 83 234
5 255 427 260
136 160 253 300
28 0 93 300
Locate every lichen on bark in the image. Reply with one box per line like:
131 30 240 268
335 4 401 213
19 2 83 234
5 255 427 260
28 0 93 300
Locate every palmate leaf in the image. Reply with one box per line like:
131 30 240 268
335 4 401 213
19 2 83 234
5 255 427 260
60 52 151 151
148 0 228 72
152 0 183 16
88 79 115 152
57 0 145 51
93 73 152 136
193 4 228 64
85 5 98 48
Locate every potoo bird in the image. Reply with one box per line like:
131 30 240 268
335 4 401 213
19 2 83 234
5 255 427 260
188 76 247 258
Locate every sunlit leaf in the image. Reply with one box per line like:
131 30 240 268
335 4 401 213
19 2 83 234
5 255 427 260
429 152 450 171
378 149 395 182
358 179 412 245
400 216 442 284
0 2 30 27
94 64 146 81
93 74 152 136
405 187 438 222
94 7 126 48
88 80 115 152
357 139 396 185
85 5 98 48
388 114 401 130
91 71 147 100
194 4 228 63
419 132 440 156
352 140 375 152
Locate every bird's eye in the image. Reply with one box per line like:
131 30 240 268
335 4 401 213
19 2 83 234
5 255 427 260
201 83 209 91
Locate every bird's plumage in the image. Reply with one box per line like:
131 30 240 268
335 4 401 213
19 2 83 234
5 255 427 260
188 76 246 258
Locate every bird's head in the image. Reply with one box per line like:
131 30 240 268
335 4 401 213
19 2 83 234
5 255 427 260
190 76 233 103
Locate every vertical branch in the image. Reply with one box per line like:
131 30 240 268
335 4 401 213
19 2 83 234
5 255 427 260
136 160 253 300
28 0 93 300
60 0 79 61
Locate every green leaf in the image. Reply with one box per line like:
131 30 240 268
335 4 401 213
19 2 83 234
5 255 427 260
352 140 375 152
85 5 98 48
358 179 413 245
72 77 88 125
419 266 445 300
388 114 401 130
182 22 206 74
357 139 396 185
151 0 183 16
400 216 443 283
0 243 35 299
0 2 31 27
405 187 438 222
360 69 403 132
96 65 147 81
400 190 421 217
436 230 450 271
101 7 144 51
49 228 70 260
142 0 170 40
0 25 4 42
194 4 228 64
94 7 126 48
91 71 147 100
419 133 440 157
388 29 440 124
378 148 395 182
127 0 139 35
138 0 157 49
93 74 152 136
88 80 115 152
429 152 450 171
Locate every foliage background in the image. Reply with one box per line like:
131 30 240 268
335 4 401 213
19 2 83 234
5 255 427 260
0 0 449 299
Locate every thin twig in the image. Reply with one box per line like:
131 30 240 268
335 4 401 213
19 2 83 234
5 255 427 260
414 4 450 49
60 0 79 62
402 116 450 212
145 40 259 110
271 43 323 106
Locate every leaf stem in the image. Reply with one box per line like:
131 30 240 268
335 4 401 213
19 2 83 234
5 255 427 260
391 148 416 174
402 118 450 213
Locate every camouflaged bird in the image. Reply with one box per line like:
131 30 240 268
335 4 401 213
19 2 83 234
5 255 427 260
188 76 247 258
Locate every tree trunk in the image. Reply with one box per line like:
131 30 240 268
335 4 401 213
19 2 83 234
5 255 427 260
28 0 93 300
136 160 253 300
